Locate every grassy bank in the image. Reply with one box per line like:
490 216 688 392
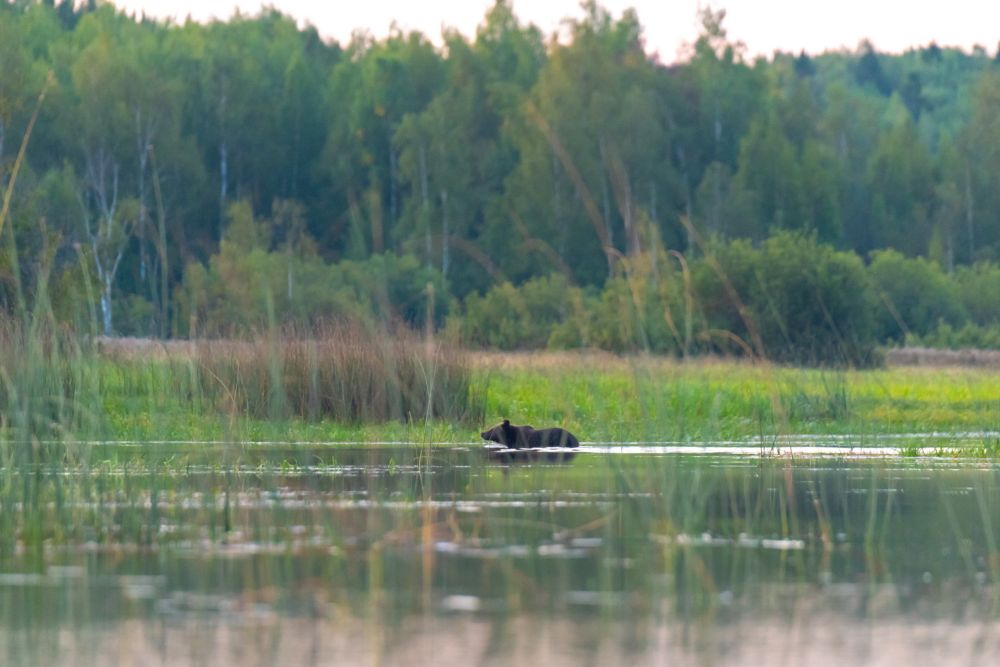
3 325 999 449
478 353 1000 445
88 344 1000 449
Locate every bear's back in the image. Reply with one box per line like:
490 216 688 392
529 427 579 448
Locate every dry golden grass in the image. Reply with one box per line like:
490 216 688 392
466 349 756 372
885 346 1000 368
99 337 1000 371
115 325 484 423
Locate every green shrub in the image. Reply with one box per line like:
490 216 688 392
910 321 1000 350
175 201 446 336
177 250 447 337
452 253 693 354
754 233 878 365
453 234 880 364
693 233 879 366
868 249 966 341
691 237 760 352
580 250 692 354
450 274 581 349
113 295 158 337
955 262 1000 327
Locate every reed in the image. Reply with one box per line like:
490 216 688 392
187 323 484 424
0 318 101 454
0 317 104 558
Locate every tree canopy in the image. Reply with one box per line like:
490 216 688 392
2 1 1000 362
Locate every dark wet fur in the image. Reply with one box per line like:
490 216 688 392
480 419 580 449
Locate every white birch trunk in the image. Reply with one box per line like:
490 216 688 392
440 188 449 278
83 149 133 336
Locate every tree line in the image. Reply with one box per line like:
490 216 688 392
3 0 1000 362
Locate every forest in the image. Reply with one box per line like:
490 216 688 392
3 0 1000 363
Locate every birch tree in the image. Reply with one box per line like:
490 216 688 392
72 29 133 334
79 187 137 335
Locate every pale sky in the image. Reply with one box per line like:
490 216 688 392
115 0 1000 62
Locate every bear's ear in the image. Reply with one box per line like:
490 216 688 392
503 419 510 426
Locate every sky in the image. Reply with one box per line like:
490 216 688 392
114 0 1000 63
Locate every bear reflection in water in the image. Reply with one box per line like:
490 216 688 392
480 419 579 463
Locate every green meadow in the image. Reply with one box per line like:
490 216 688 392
93 346 1000 452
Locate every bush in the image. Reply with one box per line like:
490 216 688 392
175 201 447 337
452 252 696 354
178 250 448 337
955 262 1000 327
691 237 760 352
451 234 881 364
450 274 582 349
580 250 692 354
868 249 966 341
754 233 878 365
113 295 158 337
694 233 879 366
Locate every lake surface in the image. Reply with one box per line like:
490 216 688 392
1 443 999 666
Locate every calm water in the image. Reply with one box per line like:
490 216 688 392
2 444 999 666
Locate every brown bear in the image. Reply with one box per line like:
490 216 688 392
480 419 580 449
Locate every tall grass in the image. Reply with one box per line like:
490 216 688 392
0 319 104 439
139 323 486 424
0 318 104 557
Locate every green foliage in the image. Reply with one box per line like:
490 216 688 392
960 70 1000 261
175 201 446 336
451 273 581 349
909 321 1000 350
577 250 691 354
453 235 878 365
3 1 1000 363
955 262 1000 326
694 233 878 365
868 249 966 341
865 108 935 253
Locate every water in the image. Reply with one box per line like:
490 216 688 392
2 443 999 665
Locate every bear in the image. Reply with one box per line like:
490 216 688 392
480 419 580 449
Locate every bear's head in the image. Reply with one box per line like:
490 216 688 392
481 419 517 446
